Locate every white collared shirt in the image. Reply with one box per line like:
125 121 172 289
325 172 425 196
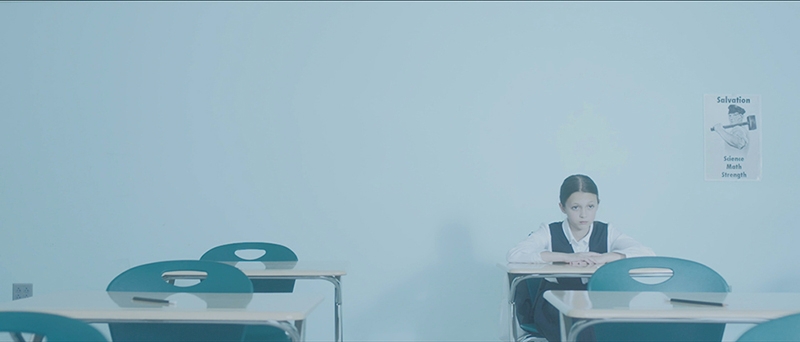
506 221 655 263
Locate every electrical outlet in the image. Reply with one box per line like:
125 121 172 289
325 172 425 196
12 283 32 300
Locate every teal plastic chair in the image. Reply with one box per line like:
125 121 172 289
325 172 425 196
737 313 800 342
201 242 298 342
106 260 253 342
0 311 107 342
586 256 730 342
201 242 298 293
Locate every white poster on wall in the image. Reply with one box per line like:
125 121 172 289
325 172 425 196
704 94 762 181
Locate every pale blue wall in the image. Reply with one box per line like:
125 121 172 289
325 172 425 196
2 2 800 341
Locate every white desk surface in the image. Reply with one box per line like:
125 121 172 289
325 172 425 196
544 290 800 322
500 263 601 275
0 291 324 324
165 261 347 279
499 263 673 277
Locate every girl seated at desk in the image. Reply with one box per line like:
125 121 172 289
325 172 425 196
507 174 654 342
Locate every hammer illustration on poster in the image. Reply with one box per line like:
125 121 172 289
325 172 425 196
704 94 762 181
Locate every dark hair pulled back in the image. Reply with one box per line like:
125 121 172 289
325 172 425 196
559 174 599 206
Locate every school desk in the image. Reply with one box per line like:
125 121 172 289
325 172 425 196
0 291 323 342
500 263 672 342
544 290 800 342
163 261 347 342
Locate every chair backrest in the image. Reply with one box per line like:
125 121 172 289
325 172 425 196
202 243 297 341
587 256 730 292
200 242 297 262
106 259 253 293
201 242 298 293
736 313 800 342
0 311 107 342
106 260 253 342
586 256 730 342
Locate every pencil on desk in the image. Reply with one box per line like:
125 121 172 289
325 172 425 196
669 298 725 307
132 296 171 305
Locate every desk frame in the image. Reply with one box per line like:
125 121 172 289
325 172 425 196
249 274 343 342
0 291 322 342
165 264 345 342
503 263 672 342
507 273 591 342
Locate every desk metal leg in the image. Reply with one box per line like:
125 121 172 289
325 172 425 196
565 319 608 342
321 275 343 342
275 320 302 342
294 319 306 342
11 333 46 342
559 312 572 342
252 275 343 342
248 320 302 342
508 274 541 342
335 276 343 342
508 275 523 342
509 299 518 342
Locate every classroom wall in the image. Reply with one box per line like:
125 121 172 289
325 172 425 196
2 2 800 341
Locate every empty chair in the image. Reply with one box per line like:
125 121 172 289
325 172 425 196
0 311 107 342
202 242 298 342
587 256 730 342
106 260 253 342
736 312 800 342
201 242 298 293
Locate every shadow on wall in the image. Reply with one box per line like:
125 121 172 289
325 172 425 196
762 273 800 292
353 223 501 342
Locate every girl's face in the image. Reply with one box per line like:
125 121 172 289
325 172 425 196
559 191 599 232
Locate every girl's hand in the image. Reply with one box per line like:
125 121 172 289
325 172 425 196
566 252 601 266
566 252 624 266
584 252 625 265
568 260 593 266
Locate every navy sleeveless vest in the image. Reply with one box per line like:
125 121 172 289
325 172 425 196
549 221 608 286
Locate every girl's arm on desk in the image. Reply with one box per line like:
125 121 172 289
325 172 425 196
544 251 625 266
507 225 625 265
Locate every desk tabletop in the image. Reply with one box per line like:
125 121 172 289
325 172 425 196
165 261 347 279
0 291 324 323
544 290 800 322
500 263 601 275
499 263 673 277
